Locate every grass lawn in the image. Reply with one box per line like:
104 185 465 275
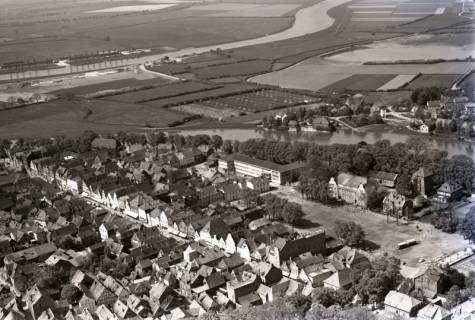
272 187 469 267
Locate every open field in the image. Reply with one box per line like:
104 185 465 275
88 4 177 13
104 81 218 103
404 74 462 89
320 74 397 92
0 98 190 138
272 187 468 267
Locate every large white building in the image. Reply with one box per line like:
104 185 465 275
218 154 305 187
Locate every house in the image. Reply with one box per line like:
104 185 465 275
412 167 435 197
417 303 452 320
91 139 116 151
414 266 444 298
465 102 475 116
436 182 464 203
219 183 242 202
384 290 422 319
383 192 414 220
451 297 475 320
312 117 332 132
420 123 430 134
426 100 445 119
245 177 270 193
266 229 326 267
323 269 353 290
368 171 398 188
328 173 368 207
24 285 57 320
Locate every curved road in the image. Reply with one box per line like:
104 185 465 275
0 0 351 82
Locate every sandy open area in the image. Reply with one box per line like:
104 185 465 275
271 186 469 267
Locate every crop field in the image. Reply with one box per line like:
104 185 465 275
50 77 171 97
0 1 292 64
142 83 260 109
404 74 462 89
377 74 418 91
193 60 273 80
200 89 318 112
251 61 475 91
320 74 397 92
104 81 219 103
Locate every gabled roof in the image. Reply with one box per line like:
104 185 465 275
438 182 463 193
384 290 422 312
323 269 353 289
335 173 367 188
417 303 451 320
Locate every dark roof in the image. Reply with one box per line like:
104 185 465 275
225 154 306 173
368 171 398 182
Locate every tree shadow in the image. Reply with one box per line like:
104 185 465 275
359 239 381 252
293 218 322 229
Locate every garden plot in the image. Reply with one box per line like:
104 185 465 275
200 89 318 113
405 74 462 89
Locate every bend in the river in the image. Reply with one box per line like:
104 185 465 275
0 0 351 81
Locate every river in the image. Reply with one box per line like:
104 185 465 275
0 0 351 82
178 127 475 159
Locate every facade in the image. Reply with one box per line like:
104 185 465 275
412 167 435 197
328 173 368 208
368 171 398 188
436 182 464 203
383 192 414 220
218 154 305 187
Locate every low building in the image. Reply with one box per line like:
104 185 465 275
368 171 398 188
417 303 452 320
384 290 422 319
436 182 464 203
218 154 305 187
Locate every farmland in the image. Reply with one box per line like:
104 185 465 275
404 74 462 89
0 98 191 139
104 81 219 104
150 59 274 80
251 60 475 92
320 74 397 92
51 77 172 97
199 89 319 113
142 83 260 109
0 0 293 64
377 75 418 91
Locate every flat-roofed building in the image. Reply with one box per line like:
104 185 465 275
218 154 305 187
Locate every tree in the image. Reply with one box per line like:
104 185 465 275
61 284 81 305
334 221 365 247
210 135 223 150
222 140 233 154
367 189 387 211
281 202 304 225
352 150 375 175
462 207 475 243
444 285 465 309
395 174 414 197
